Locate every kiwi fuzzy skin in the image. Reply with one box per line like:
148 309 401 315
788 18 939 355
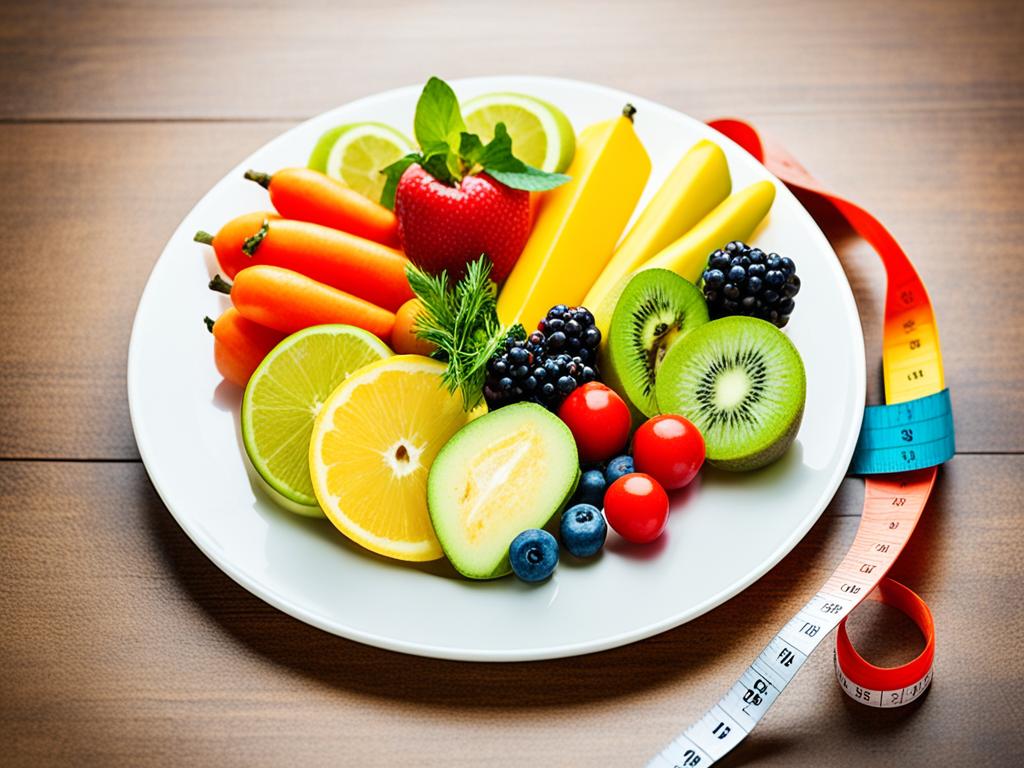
706 403 804 471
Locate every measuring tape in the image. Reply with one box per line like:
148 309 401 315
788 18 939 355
645 120 953 767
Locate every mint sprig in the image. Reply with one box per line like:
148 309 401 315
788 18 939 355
380 76 570 209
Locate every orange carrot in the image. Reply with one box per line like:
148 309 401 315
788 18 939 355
204 307 285 387
245 167 399 247
212 266 395 340
194 215 413 312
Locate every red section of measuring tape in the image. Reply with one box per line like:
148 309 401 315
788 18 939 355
708 119 943 700
836 577 935 692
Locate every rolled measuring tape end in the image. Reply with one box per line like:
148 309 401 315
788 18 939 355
835 577 935 708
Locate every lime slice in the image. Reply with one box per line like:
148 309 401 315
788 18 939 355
462 92 575 173
242 324 392 516
308 122 413 203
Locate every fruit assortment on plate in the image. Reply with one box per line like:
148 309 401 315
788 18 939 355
197 76 807 583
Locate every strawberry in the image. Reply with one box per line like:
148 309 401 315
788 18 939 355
394 165 529 282
381 77 569 283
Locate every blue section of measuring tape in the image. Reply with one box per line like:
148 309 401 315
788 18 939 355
849 389 955 476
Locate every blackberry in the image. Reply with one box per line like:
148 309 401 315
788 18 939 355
484 305 602 410
701 241 800 328
538 304 601 362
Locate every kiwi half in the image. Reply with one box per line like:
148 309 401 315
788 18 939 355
655 316 806 471
602 269 709 418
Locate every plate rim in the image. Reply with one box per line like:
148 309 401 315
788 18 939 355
127 75 866 661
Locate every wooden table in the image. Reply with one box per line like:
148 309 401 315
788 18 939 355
2 1 1022 765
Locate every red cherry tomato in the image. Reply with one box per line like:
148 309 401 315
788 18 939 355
557 382 631 463
603 473 669 544
633 414 706 490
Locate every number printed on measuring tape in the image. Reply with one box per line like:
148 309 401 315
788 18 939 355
647 119 951 767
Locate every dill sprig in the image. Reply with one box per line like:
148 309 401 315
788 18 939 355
405 256 508 410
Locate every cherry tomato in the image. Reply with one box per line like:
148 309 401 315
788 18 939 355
557 382 631 464
603 473 669 544
633 414 705 490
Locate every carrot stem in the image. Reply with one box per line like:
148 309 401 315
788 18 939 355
194 230 215 245
244 170 272 189
204 316 215 332
209 274 233 294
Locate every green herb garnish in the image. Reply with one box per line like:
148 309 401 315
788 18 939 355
379 76 570 209
405 255 510 410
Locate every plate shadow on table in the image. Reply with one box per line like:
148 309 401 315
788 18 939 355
138 460 849 715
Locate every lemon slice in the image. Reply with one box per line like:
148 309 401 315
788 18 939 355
462 92 575 173
308 356 472 561
241 325 392 517
308 122 413 203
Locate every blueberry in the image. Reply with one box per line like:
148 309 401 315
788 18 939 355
704 269 725 288
528 331 545 345
748 263 766 278
723 283 740 299
766 269 785 288
778 297 796 315
565 319 582 337
583 326 601 349
542 382 556 397
741 295 757 309
549 304 569 316
557 375 577 394
784 274 801 297
492 359 508 376
762 289 780 304
749 248 765 263
574 470 607 508
766 253 782 270
780 256 796 276
499 377 514 391
727 265 746 282
581 366 596 382
576 308 595 326
560 504 608 558
533 366 547 380
548 331 567 350
725 241 742 253
747 275 763 293
546 318 565 333
509 529 558 582
605 455 634 485
523 375 538 391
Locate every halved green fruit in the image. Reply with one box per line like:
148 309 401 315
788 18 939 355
427 403 580 579
307 122 413 202
462 92 575 173
602 268 709 419
242 324 392 514
655 316 806 471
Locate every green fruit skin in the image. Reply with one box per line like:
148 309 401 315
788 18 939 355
427 403 580 580
461 92 576 173
603 269 709 419
307 121 412 173
706 405 804 472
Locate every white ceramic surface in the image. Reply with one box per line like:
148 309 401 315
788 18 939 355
127 77 865 661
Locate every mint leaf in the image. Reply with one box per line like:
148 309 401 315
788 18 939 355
421 153 456 186
414 77 466 153
476 123 571 192
486 167 572 192
379 153 421 209
458 132 485 166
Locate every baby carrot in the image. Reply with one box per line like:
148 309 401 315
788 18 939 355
204 307 285 388
212 266 396 340
194 216 413 312
245 167 399 247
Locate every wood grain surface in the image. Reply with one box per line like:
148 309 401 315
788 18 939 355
1 0 1022 765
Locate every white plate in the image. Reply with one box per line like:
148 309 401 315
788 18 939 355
128 76 865 661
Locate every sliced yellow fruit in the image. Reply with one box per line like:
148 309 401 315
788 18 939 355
308 356 472 561
583 139 731 316
592 180 777 339
497 104 651 327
